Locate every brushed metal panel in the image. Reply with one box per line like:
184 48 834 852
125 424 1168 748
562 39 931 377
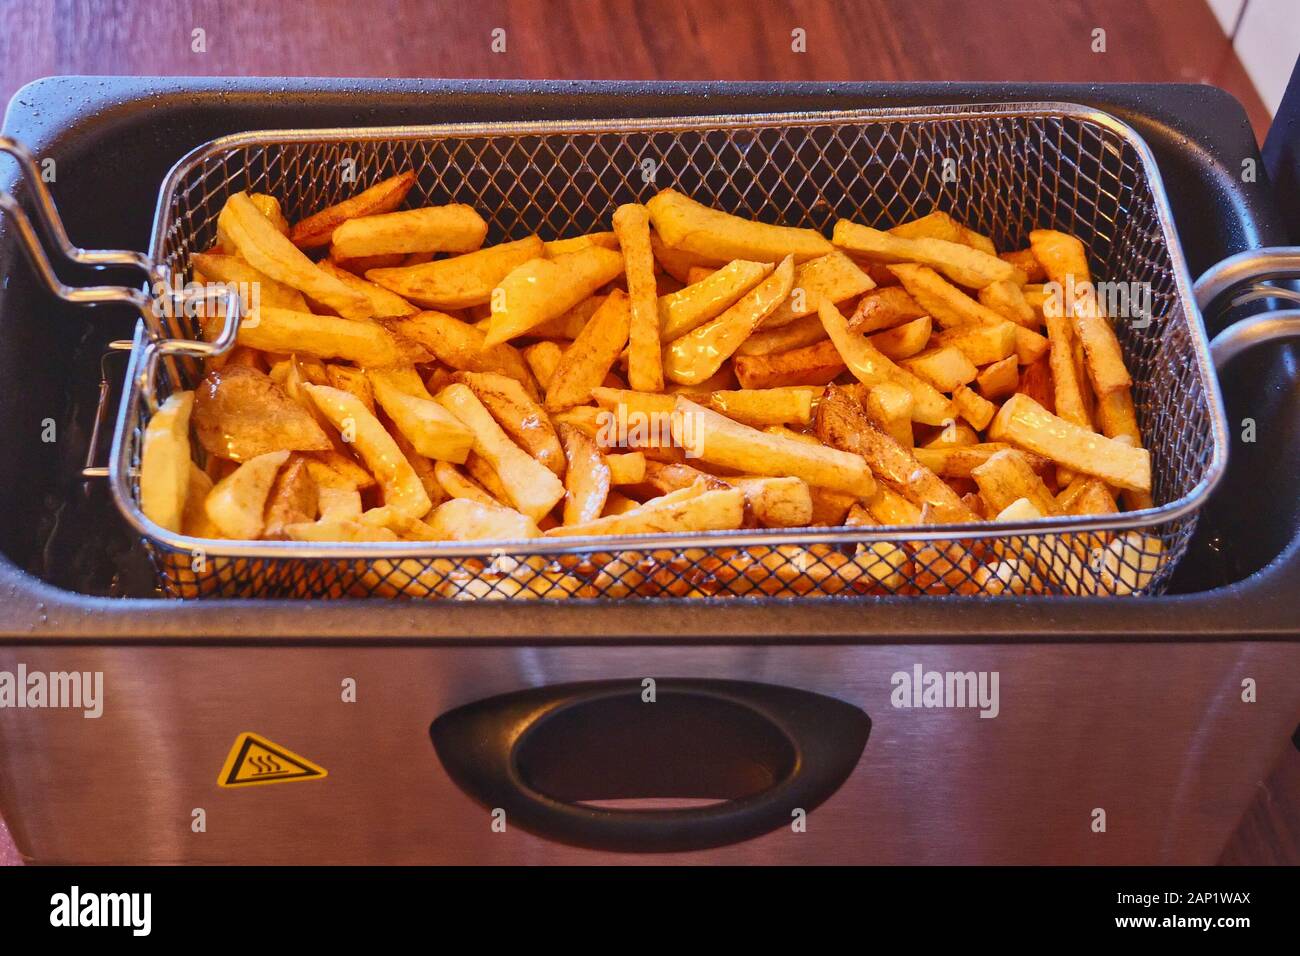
0 643 1296 864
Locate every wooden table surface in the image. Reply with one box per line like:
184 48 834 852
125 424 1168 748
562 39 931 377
0 0 1282 865
0 0 1272 138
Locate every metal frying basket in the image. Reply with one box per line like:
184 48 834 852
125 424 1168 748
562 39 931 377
1 104 1234 598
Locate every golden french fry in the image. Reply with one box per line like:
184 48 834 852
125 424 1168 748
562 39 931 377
190 253 310 311
761 252 874 328
978 355 1020 401
647 188 833 263
664 255 794 385
728 476 814 528
978 280 1037 327
523 340 564 390
706 387 816 427
733 339 845 389
545 289 632 411
433 460 498 506
288 172 417 248
426 497 542 541
366 236 543 309
603 451 646 485
193 365 332 461
952 385 996 431
545 485 746 537
330 204 487 259
987 393 1151 493
970 449 1060 516
247 193 289 235
238 306 423 366
484 246 624 346
218 192 370 320
316 259 417 317
367 368 474 463
846 287 927 334
935 321 1018 366
913 442 1032 479
285 518 398 542
673 397 875 497
262 456 320 539
863 383 915 448
649 229 722 282
543 231 619 257
868 315 932 361
832 220 1021 288
181 463 223 538
887 263 1009 329
736 313 826 356
1001 248 1046 283
140 391 195 532
558 424 611 525
385 311 540 401
888 210 965 243
899 346 978 393
659 259 773 340
304 384 433 517
456 370 565 477
818 301 953 425
204 450 290 539
437 383 566 521
814 384 975 523
613 204 664 392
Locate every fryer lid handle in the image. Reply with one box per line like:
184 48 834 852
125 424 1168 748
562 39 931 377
1195 247 1300 370
430 678 870 854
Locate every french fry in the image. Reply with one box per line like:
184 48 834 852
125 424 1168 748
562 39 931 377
673 397 876 497
613 204 665 392
887 263 1009 329
436 383 566 521
217 192 370 320
238 307 424 366
818 301 954 425
663 255 794 385
900 346 978 393
247 193 289 235
523 340 564 390
987 394 1151 493
735 313 826 356
977 355 1019 401
734 339 845 389
935 322 1018 366
658 259 773 340
262 456 320 539
316 259 418 317
543 231 619 257
1030 229 1131 395
485 246 624 346
649 229 722 283
545 289 633 411
729 476 814 528
558 424 611 525
604 451 647 485
1000 248 1046 283
464 452 513 503
204 450 290 539
832 221 1022 288
330 205 488 259
863 383 915 448
367 368 474 463
864 485 923 525
888 210 965 244
426 497 542 541
646 188 833 263
867 315 933 361
914 442 1036 479
304 384 433 517
456 370 565 477
706 387 817 427
190 253 310 312
846 287 927 334
433 461 498 506
288 171 416 248
814 385 976 523
285 518 397 542
325 364 375 412
978 279 1037 327
385 311 541 401
193 365 332 461
970 449 1061 516
140 391 195 532
760 251 874 328
181 463 223 538
545 485 746 537
952 385 996 431
365 236 543 309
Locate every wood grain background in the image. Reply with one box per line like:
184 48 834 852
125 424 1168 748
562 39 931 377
0 0 1272 138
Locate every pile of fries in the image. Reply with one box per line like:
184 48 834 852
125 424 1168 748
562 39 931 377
138 171 1163 597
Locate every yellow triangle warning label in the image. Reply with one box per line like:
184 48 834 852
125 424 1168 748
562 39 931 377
218 732 327 788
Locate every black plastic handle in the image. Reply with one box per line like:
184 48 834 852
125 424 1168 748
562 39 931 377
430 678 870 853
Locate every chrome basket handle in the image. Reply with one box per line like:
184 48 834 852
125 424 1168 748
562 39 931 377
1194 247 1300 370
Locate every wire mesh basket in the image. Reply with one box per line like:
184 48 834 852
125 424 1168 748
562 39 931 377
92 103 1225 600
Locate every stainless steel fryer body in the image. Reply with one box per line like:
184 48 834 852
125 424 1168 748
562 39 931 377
0 640 1294 864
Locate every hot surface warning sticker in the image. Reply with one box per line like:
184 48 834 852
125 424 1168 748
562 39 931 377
218 732 327 788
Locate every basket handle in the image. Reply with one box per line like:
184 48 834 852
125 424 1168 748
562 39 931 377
430 678 870 854
1194 247 1300 369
